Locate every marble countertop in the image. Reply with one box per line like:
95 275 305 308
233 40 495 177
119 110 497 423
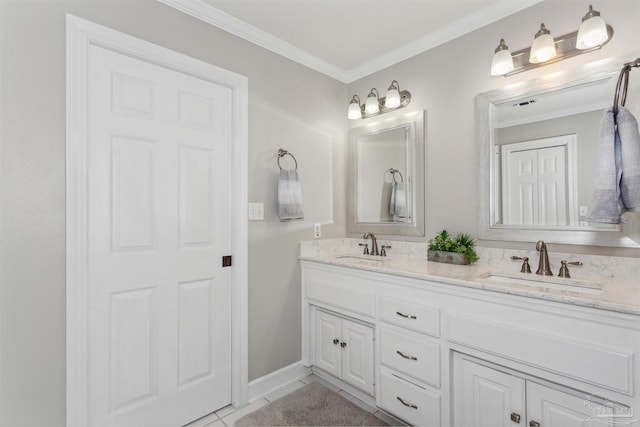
299 242 640 317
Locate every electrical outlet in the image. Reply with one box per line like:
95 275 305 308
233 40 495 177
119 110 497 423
579 205 588 216
248 203 264 220
313 223 321 239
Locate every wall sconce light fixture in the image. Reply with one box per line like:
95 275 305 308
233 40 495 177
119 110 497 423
491 4 613 77
348 80 411 120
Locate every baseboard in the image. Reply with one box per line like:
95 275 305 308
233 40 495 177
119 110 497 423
248 361 311 403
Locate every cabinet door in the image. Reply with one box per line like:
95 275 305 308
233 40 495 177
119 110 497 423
527 382 615 427
313 310 342 378
341 319 375 395
454 356 526 426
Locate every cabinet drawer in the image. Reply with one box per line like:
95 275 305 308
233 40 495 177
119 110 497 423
380 327 440 387
447 312 634 395
379 369 441 426
380 296 440 337
306 278 376 318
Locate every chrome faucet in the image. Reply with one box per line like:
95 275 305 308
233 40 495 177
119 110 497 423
535 240 553 276
363 232 379 256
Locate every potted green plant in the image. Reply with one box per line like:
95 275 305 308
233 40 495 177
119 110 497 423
427 230 479 265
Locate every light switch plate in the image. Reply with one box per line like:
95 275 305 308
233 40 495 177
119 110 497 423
248 203 264 220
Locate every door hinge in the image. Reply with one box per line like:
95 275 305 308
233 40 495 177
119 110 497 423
222 255 232 267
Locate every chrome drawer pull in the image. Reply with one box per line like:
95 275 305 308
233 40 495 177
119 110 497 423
396 311 417 319
396 396 418 409
396 350 418 361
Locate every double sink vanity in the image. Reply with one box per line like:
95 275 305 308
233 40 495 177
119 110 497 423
300 238 640 426
327 51 640 426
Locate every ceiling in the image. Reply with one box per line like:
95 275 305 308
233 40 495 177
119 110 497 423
159 0 544 83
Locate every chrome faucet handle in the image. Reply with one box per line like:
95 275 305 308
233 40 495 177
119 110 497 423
510 256 531 273
380 245 391 257
358 243 369 255
557 260 583 278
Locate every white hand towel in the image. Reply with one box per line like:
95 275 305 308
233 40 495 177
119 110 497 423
588 108 624 223
390 181 407 218
617 107 640 212
278 168 304 221
379 181 394 221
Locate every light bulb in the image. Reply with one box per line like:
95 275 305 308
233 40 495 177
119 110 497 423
577 5 608 49
490 39 514 76
529 23 556 64
364 89 380 115
347 95 362 120
385 81 401 108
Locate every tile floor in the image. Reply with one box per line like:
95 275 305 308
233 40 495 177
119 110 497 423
185 374 403 426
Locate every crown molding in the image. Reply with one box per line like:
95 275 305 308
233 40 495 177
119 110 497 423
157 0 350 82
345 0 544 82
158 0 543 84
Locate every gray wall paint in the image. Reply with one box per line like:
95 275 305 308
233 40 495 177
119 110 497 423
347 0 640 256
2 0 640 425
0 1 346 424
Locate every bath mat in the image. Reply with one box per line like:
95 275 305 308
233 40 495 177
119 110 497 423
234 381 388 426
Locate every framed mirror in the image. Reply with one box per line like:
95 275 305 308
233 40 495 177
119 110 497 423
348 110 425 236
477 55 640 247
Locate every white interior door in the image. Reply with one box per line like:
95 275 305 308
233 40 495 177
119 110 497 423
502 135 576 226
537 146 567 225
504 149 538 225
87 43 232 426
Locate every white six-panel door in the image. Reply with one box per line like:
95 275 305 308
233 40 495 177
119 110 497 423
501 135 576 226
87 43 232 426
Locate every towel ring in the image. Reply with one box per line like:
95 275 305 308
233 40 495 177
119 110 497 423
384 168 404 183
613 58 640 116
277 148 298 170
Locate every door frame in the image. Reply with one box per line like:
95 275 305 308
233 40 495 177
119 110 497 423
65 15 248 426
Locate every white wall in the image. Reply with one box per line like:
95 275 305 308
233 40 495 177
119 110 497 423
348 0 640 256
0 1 346 424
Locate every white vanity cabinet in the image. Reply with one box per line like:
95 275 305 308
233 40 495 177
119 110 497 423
313 309 375 395
300 260 640 427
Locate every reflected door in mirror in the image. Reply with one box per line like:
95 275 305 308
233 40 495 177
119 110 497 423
500 135 577 226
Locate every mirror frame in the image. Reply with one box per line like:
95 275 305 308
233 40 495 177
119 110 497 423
348 110 426 237
477 54 640 248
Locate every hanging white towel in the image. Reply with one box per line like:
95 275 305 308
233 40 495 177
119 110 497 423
278 168 304 221
379 181 394 221
390 181 407 218
617 107 640 212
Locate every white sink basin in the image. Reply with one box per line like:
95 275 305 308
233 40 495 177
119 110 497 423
477 272 603 294
335 254 385 266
